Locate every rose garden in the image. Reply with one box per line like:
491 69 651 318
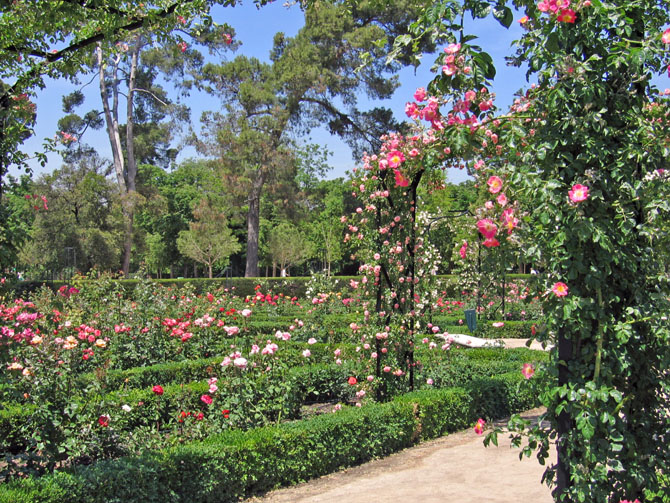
0 0 669 502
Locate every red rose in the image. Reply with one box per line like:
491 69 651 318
348 376 357 386
152 385 164 395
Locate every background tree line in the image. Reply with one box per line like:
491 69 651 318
1 0 480 280
3 157 478 279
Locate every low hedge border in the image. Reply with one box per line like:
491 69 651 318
20 274 534 300
0 371 541 503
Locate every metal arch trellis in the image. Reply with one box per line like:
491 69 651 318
370 175 481 397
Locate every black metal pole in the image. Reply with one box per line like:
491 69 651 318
555 326 573 500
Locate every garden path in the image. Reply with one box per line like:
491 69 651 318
248 410 554 502
500 338 549 350
439 335 552 350
247 407 553 503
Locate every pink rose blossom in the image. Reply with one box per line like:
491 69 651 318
394 169 409 187
405 101 419 118
522 363 535 379
479 99 493 111
568 184 589 203
474 418 486 435
477 219 498 239
551 282 569 297
442 64 457 76
444 43 461 53
487 175 503 194
387 150 405 168
459 240 467 259
556 8 576 23
413 87 427 102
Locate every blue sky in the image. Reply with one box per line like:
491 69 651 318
15 2 529 184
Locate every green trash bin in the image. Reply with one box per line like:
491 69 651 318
464 309 477 333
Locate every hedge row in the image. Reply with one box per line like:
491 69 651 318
21 274 534 300
243 318 539 342
0 371 540 503
71 343 543 394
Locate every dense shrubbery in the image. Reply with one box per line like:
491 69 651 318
0 276 545 495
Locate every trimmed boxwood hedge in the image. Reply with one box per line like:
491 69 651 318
0 371 539 503
22 274 533 300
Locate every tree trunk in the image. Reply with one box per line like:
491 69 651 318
244 168 265 277
119 37 141 277
98 38 142 277
208 263 213 279
97 44 127 195
122 216 133 276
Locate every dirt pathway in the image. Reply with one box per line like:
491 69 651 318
247 408 554 503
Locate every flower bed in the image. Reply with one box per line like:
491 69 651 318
0 277 545 487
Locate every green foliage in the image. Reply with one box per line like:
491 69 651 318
176 198 241 278
0 175 35 268
393 1 670 501
22 158 124 276
266 221 310 274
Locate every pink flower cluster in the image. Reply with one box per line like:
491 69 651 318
441 43 471 77
25 193 48 211
537 0 577 23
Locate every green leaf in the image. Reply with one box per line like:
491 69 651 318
395 34 412 47
609 390 623 402
546 32 560 54
493 7 514 28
